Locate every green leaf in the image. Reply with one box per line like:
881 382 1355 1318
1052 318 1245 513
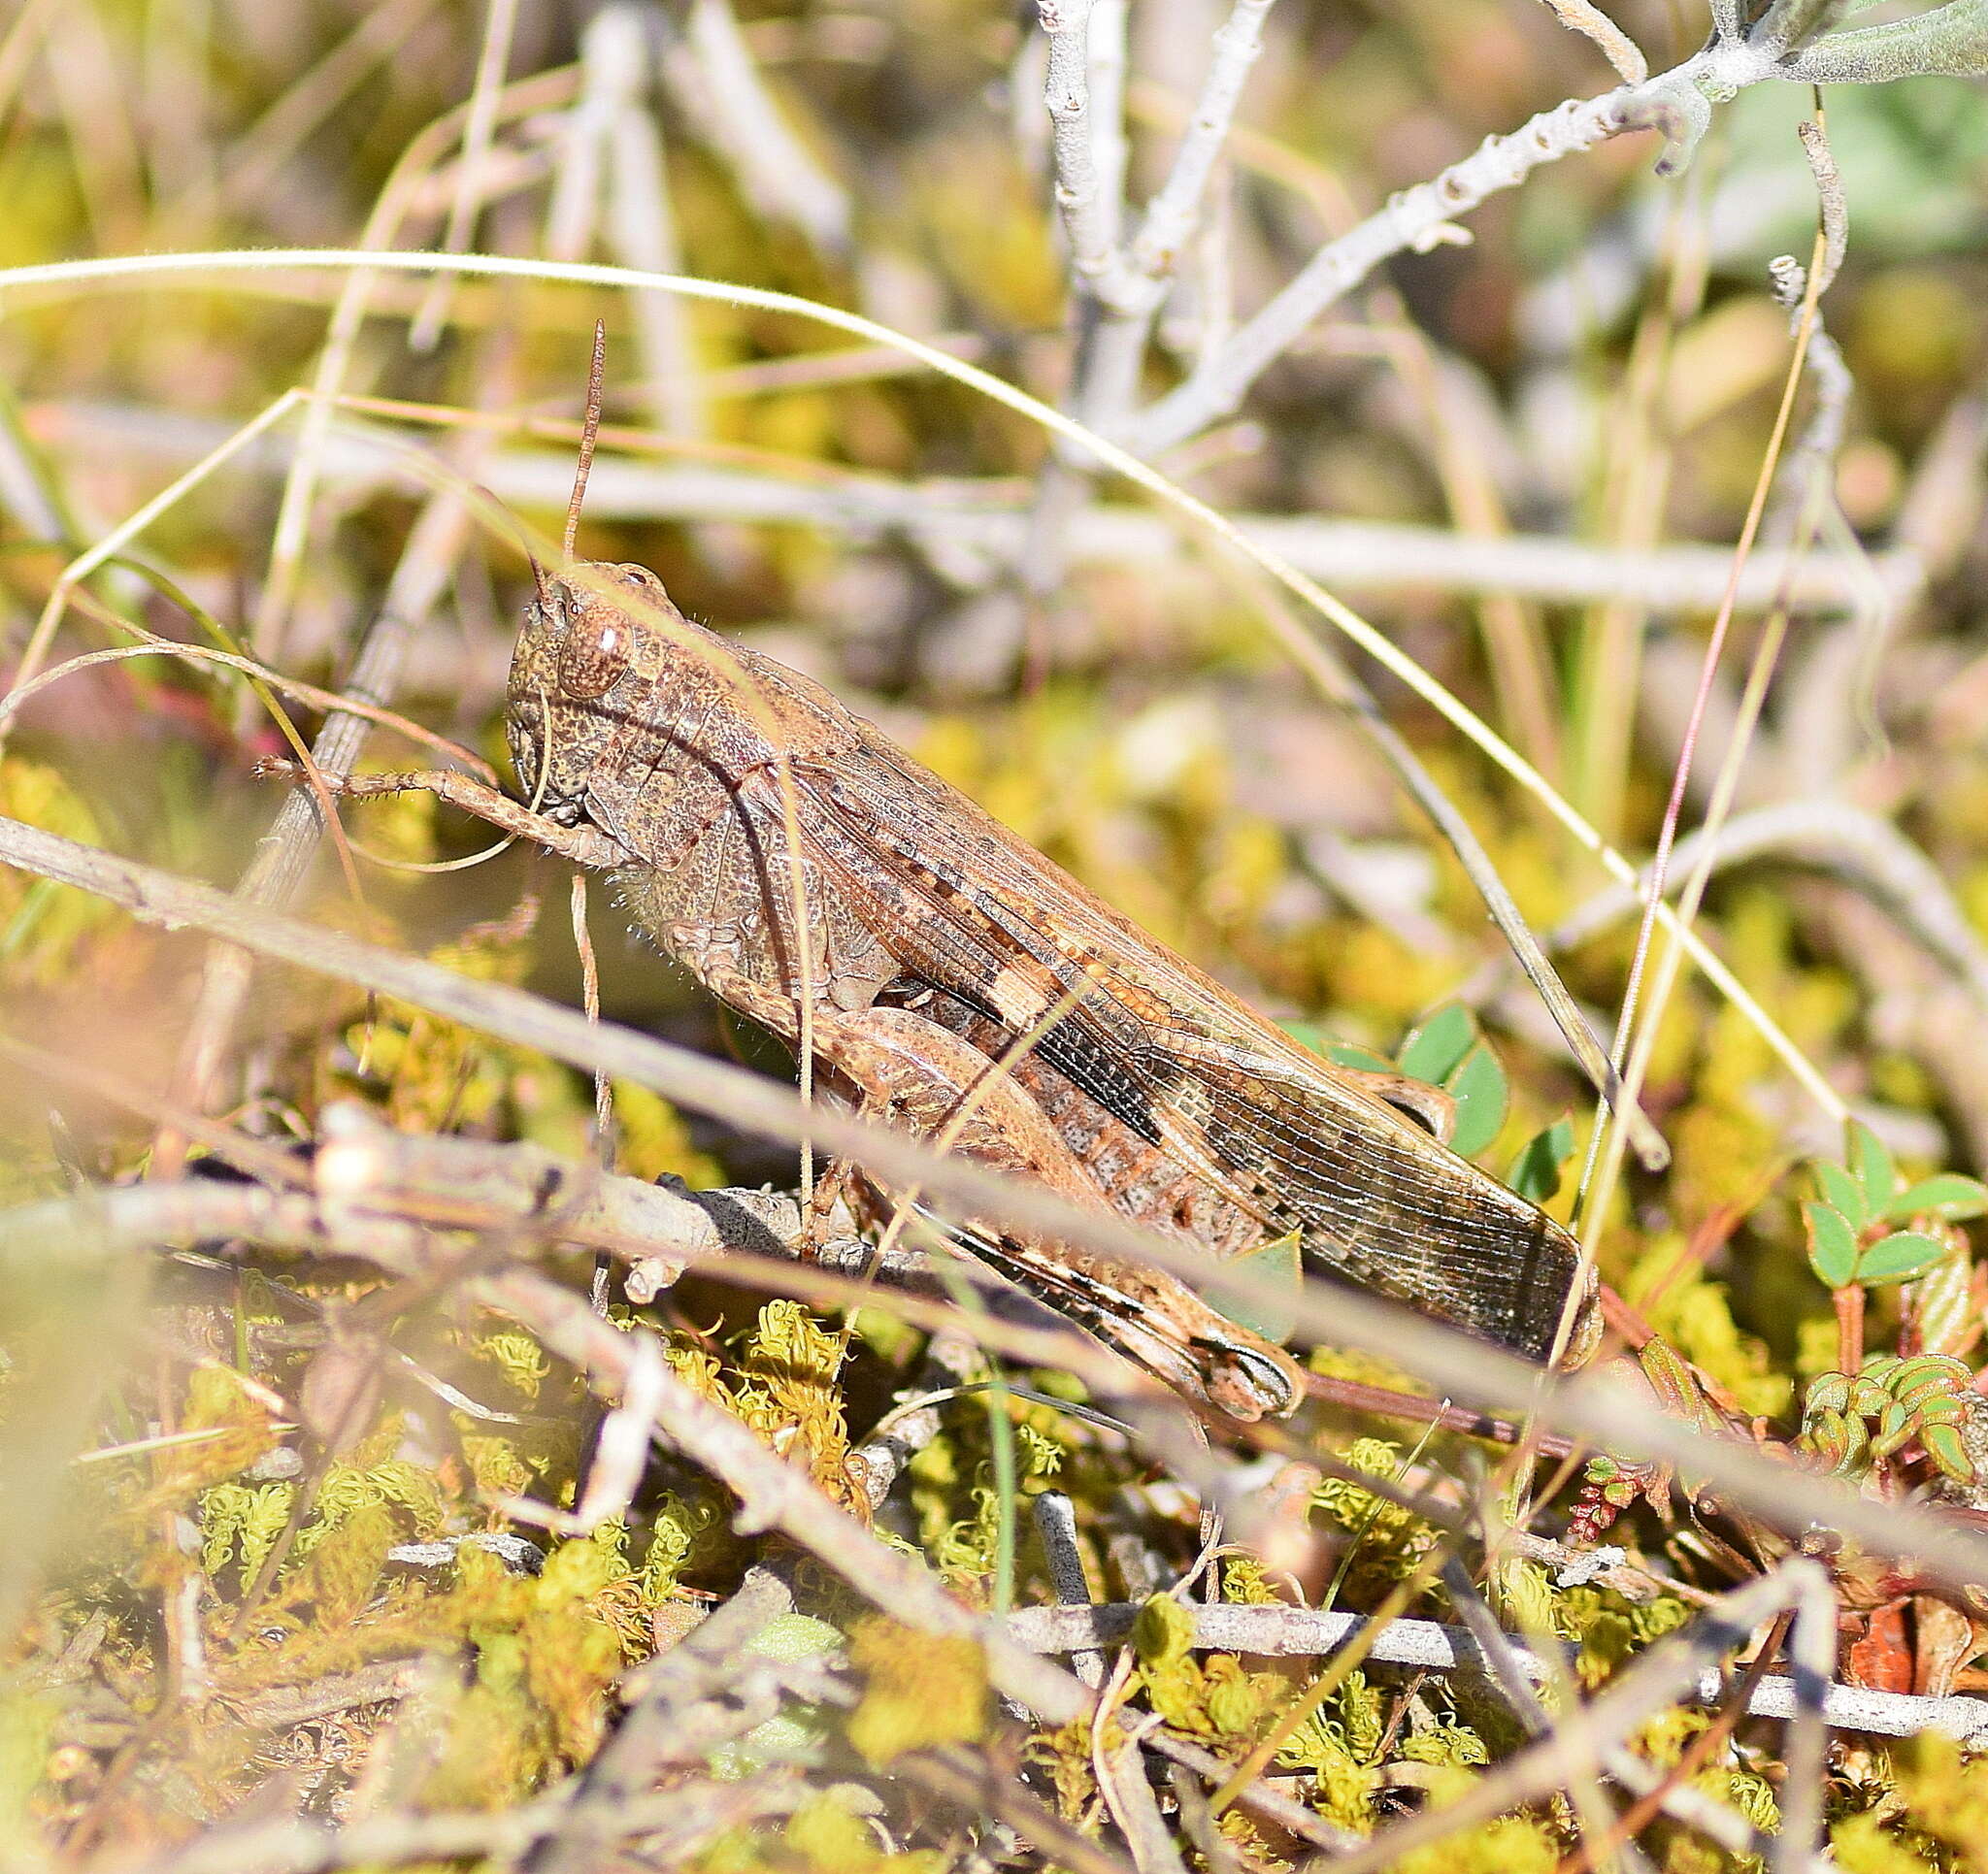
1785 0 1988 84
1279 1019 1331 1058
1883 1174 1988 1223
1814 1161 1870 1233
1855 1231 1953 1287
1398 1004 1475 1087
1508 1117 1575 1205
1922 1422 1978 1487
1321 1039 1396 1076
1851 1122 1898 1214
1752 0 1853 58
1805 1201 1860 1289
1209 1232 1304 1345
1445 1045 1509 1160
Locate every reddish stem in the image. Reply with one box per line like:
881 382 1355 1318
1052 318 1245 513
1836 1282 1866 1375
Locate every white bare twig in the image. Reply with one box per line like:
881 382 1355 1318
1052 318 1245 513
496 1330 668 1535
40 399 1907 615
663 0 851 259
1042 0 1276 432
1535 0 1648 83
1122 39 1792 455
1126 0 1275 284
1438 1555 1769 1861
1033 1491 1108 1690
1086 0 1131 259
1293 1562 1839 1874
1039 0 1146 308
8 813 1988 1601
1008 1588 1978 1744
1775 1562 1837 1874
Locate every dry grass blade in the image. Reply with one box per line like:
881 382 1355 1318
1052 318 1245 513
12 15 1988 1865
0 245 1837 1142
8 810 1988 1599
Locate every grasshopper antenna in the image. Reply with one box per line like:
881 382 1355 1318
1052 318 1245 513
477 481 553 607
563 319 608 564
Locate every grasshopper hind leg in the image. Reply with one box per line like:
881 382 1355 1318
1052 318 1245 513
807 1003 1307 1421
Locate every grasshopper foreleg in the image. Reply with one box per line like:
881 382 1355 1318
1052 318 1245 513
253 757 628 871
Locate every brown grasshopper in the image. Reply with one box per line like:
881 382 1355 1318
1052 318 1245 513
270 370 1601 1422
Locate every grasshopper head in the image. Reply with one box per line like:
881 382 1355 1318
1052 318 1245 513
506 560 682 825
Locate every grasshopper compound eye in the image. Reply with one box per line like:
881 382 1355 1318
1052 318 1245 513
556 605 632 700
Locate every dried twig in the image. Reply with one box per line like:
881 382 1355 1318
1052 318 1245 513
1 1146 1091 1726
1299 1562 1833 1874
9 814 1988 1593
1548 799 1988 1015
131 1780 801 1874
1032 1490 1108 1690
156 490 472 1175
1125 0 1276 288
1535 0 1647 82
0 1150 1172 1421
1038 0 1145 311
898 1747 1143 1874
43 401 1904 613
1008 1588 1978 1743
663 0 851 259
477 1268 1091 1723
1120 34 1810 455
523 1568 796 1874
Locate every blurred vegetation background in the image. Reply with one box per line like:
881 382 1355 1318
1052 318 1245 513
6 0 1988 1867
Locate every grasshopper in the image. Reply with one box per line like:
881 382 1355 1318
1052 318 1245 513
270 361 1601 1422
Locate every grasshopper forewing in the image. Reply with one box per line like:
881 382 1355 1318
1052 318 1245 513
786 712 1601 1365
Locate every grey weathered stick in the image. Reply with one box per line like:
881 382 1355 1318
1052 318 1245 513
1121 35 1806 455
1097 1715 1192 1874
0 1167 1160 1415
470 1265 1092 1723
1127 0 1275 287
1774 1563 1838 1874
1032 1491 1108 1689
1439 1555 1767 1861
161 489 470 1171
214 1658 431 1731
1039 0 1143 308
36 1132 1091 1726
1301 1562 1834 1874
524 1568 795 1874
1167 1761 1243 1874
1049 0 1276 429
898 1745 1141 1874
1005 1596 1988 1744
1548 800 1988 1016
41 401 1904 613
12 814 1988 1595
1536 0 1647 82
1142 1729 1359 1855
